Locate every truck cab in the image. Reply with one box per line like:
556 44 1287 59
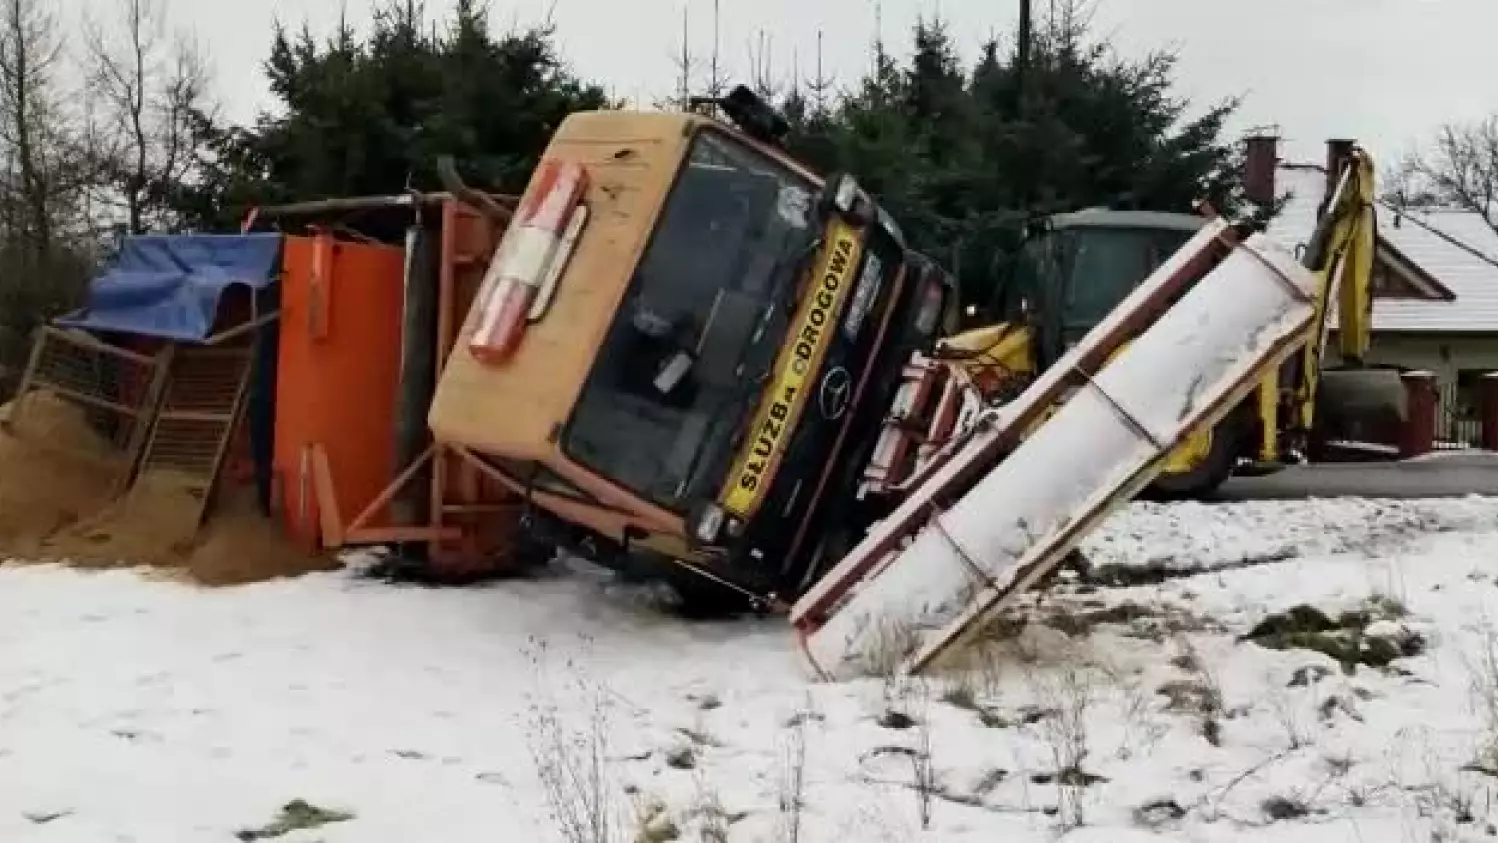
428 94 955 610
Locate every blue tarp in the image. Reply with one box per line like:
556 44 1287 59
55 233 283 342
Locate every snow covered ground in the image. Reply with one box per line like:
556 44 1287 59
5 497 1498 842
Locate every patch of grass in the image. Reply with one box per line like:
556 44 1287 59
775 699 810 843
1133 798 1186 827
524 640 625 843
674 727 722 748
1164 637 1226 747
973 768 1008 795
693 785 732 843
1246 605 1339 639
1025 665 1095 831
939 677 980 711
632 796 679 843
1170 650 1201 672
1245 600 1425 673
1083 550 1296 588
1040 600 1225 645
1042 602 1155 637
1200 717 1222 747
235 800 354 841
1287 664 1333 687
1318 694 1362 723
1030 767 1108 787
23 810 70 825
1156 679 1222 715
1366 593 1409 620
877 708 917 730
979 612 1029 642
664 743 698 770
864 617 922 679
1260 795 1311 821
977 707 1009 729
783 709 825 728
1019 705 1055 725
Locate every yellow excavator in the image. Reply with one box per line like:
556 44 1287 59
931 140 1403 498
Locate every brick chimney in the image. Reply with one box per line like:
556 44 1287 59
1244 134 1280 204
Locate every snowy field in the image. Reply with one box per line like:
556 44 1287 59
5 497 1498 842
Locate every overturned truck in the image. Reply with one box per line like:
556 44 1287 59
0 86 1408 672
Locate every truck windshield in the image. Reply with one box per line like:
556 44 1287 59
563 129 818 511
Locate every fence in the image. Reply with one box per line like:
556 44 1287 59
1436 379 1483 449
2 325 172 491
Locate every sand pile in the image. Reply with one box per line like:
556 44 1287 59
0 392 125 553
41 469 340 586
45 468 206 566
2 390 339 585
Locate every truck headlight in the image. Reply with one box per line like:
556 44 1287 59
833 174 859 214
692 502 726 544
915 276 946 335
875 207 905 247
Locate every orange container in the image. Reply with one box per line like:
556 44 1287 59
273 234 406 549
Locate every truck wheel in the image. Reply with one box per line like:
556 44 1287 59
1145 410 1247 500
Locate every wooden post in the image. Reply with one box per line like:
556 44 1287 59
1481 372 1498 452
1399 370 1437 458
2 325 49 432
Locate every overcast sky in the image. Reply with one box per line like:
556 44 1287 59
59 0 1496 167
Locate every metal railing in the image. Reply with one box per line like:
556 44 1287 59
3 326 172 490
1436 380 1483 449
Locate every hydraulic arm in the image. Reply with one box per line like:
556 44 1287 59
1287 141 1378 438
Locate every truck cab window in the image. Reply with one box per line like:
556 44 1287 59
563 131 817 510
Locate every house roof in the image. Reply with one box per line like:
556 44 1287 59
1264 163 1498 334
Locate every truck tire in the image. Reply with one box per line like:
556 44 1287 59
1145 409 1248 500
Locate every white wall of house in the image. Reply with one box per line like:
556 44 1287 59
1328 331 1498 443
1325 332 1498 385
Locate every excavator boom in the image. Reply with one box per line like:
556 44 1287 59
1293 142 1378 433
1331 147 1377 362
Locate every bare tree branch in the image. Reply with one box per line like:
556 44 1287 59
0 0 92 256
85 0 215 233
1404 116 1498 235
0 0 97 397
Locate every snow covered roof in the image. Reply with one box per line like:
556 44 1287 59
1264 164 1498 334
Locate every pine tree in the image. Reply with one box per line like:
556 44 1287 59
170 3 608 228
775 2 1257 307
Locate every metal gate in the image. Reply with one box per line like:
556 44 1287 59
2 325 172 490
4 325 259 525
1437 379 1482 448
